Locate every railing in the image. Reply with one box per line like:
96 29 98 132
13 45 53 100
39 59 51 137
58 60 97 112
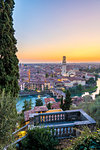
38 113 66 124
31 110 81 125
28 124 76 138
5 109 96 149
50 125 76 138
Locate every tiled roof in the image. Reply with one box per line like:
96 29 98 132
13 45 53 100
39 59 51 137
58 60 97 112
24 106 48 121
33 106 48 112
24 109 35 121
51 102 61 109
45 98 56 105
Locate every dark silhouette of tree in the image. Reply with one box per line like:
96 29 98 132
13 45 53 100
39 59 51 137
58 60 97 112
0 0 19 96
35 99 43 106
21 127 58 150
62 90 72 111
86 77 96 85
45 73 49 78
60 96 63 109
47 102 52 109
22 99 29 112
23 99 32 112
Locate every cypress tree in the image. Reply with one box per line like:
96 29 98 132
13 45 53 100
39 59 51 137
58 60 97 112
29 99 32 110
22 99 29 112
63 90 72 111
47 102 51 109
0 0 19 97
35 99 43 106
60 96 63 109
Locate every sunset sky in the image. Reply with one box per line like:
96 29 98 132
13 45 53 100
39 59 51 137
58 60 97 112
14 0 100 63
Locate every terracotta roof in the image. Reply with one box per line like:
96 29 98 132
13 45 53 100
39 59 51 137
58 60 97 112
51 102 61 109
24 109 35 121
33 106 48 113
24 106 48 121
87 74 95 77
45 98 56 105
67 77 85 81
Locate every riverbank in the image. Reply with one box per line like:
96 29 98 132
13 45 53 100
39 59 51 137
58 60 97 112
67 85 97 97
19 90 53 97
81 86 97 93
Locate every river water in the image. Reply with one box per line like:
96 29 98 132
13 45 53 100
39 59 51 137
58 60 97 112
16 78 100 112
16 94 51 112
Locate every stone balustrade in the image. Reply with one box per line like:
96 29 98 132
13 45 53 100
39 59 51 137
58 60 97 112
5 109 96 149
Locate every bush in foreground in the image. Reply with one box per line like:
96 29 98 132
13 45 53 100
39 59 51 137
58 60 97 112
21 127 58 150
64 128 100 150
0 92 17 150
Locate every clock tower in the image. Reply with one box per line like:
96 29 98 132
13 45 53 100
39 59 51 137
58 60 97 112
61 56 66 76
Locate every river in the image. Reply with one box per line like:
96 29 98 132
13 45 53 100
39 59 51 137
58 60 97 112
16 78 100 112
16 94 51 112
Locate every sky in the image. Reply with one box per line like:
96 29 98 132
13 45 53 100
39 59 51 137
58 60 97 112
13 0 100 63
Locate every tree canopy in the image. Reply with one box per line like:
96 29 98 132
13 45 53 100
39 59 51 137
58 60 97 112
21 127 58 150
22 99 32 112
0 92 17 149
35 99 43 106
0 0 19 97
62 90 72 111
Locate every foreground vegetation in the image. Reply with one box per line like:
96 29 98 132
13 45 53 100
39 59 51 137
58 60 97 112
71 96 100 127
0 92 17 150
0 0 19 97
64 128 100 150
20 127 58 150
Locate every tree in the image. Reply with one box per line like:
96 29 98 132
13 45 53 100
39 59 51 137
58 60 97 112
35 99 43 106
0 92 17 149
22 99 29 112
22 99 32 112
77 84 82 91
45 73 49 78
21 127 58 150
60 96 63 109
0 0 19 97
29 99 32 110
72 96 100 127
65 127 100 150
86 77 96 85
63 90 72 111
83 95 93 102
47 102 52 109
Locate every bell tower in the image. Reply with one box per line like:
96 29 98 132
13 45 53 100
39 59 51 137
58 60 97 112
61 56 66 76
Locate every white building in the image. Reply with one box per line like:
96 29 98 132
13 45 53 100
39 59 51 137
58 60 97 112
63 77 86 87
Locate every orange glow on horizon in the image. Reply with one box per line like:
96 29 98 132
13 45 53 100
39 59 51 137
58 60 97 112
17 45 100 63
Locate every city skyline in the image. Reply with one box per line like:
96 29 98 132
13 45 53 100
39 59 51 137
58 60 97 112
14 0 100 63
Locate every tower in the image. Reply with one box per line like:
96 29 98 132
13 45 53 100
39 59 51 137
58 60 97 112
61 56 66 76
28 69 30 82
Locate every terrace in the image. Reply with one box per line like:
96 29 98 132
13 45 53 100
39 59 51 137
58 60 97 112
29 109 96 138
5 109 96 149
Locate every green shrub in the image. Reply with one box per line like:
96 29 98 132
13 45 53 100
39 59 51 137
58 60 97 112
35 99 43 106
21 127 58 150
0 92 17 150
72 96 100 127
64 127 100 150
